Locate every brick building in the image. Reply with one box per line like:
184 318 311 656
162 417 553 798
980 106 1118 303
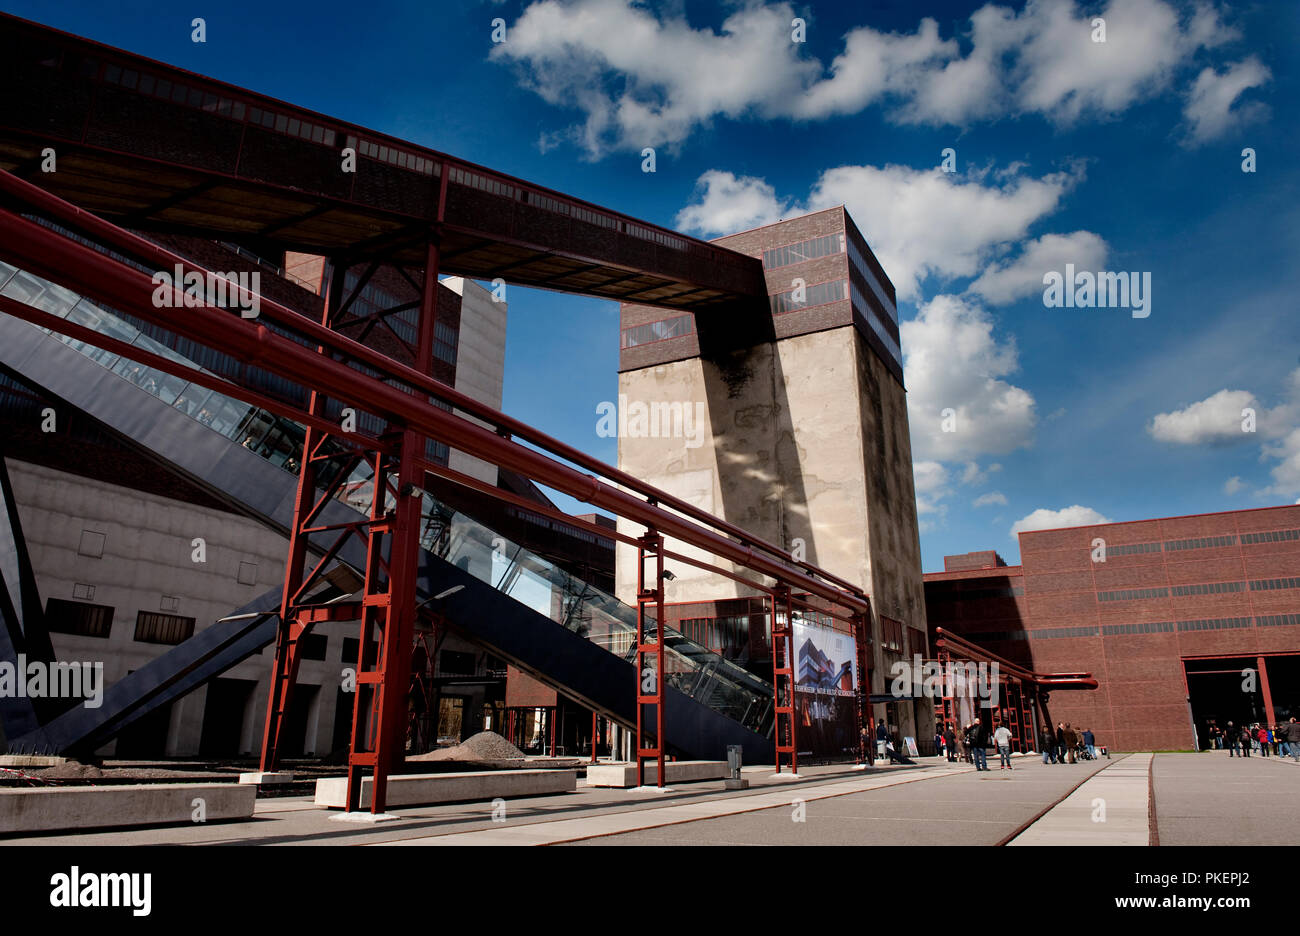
924 505 1300 751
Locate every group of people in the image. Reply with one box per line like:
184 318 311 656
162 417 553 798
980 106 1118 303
934 719 1018 771
1207 717 1300 759
1039 722 1096 764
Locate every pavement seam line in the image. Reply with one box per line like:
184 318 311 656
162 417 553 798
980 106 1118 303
371 763 971 846
993 754 1118 847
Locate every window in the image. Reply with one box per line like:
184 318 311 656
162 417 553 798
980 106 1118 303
762 233 844 270
298 633 328 661
1097 587 1169 602
134 611 196 645
769 279 846 316
45 598 113 639
1241 528 1300 545
1163 534 1235 551
1101 542 1162 556
76 530 105 558
621 314 695 349
1251 577 1300 591
879 616 904 653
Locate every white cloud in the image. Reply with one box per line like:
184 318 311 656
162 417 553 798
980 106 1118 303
1011 505 1112 538
1183 57 1271 145
1223 476 1244 495
674 171 788 238
493 0 1244 156
968 231 1109 305
1149 388 1257 445
903 294 1038 461
1148 369 1300 499
973 491 1008 507
913 459 952 521
678 161 1084 302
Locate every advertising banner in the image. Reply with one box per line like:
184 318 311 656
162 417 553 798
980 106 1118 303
791 616 860 757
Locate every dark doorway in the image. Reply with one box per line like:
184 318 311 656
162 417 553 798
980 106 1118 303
199 677 255 756
1185 656 1267 748
280 683 320 757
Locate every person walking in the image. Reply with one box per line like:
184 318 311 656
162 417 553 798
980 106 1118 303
1082 727 1097 760
1284 718 1300 761
1063 723 1079 763
1239 724 1252 757
934 727 946 759
966 719 988 772
1258 724 1271 757
944 723 958 762
1055 723 1068 764
876 718 889 761
1226 721 1238 757
994 721 1013 770
1040 725 1057 764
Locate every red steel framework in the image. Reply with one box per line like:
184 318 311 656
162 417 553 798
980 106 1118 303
771 585 798 773
635 530 667 787
0 169 874 813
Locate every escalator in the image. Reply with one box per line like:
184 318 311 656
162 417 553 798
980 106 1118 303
0 260 776 761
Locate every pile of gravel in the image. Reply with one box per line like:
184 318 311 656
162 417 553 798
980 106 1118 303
409 731 525 762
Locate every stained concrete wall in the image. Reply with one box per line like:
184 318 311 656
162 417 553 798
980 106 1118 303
442 276 506 488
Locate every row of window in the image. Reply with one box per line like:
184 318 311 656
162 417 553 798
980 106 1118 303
249 106 337 149
1104 542 1163 556
846 236 898 326
621 314 695 349
1241 528 1300 545
1171 581 1245 597
850 278 903 367
347 134 437 175
1098 576 1300 602
769 278 846 316
1098 587 1168 602
1250 577 1300 591
1164 534 1236 551
45 598 195 645
103 62 246 123
956 613 1300 642
761 233 844 271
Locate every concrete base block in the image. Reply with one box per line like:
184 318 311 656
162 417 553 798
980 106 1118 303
585 760 726 788
239 771 295 785
0 755 67 768
314 769 577 809
0 783 255 834
724 777 750 790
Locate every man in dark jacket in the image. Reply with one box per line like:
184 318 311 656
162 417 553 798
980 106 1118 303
1239 724 1252 757
1055 723 1068 764
966 719 989 771
1285 718 1300 761
1041 726 1057 764
943 724 958 762
1226 721 1238 756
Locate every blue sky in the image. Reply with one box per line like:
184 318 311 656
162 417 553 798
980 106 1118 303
8 0 1298 572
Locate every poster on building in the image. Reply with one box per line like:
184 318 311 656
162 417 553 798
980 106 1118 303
791 616 860 758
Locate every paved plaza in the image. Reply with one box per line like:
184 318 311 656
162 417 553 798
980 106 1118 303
2 751 1295 846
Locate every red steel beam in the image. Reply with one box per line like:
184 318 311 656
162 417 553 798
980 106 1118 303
0 205 870 615
0 167 860 600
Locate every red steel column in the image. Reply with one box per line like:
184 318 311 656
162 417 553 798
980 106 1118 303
259 260 348 772
1258 656 1277 726
771 585 797 774
635 529 666 788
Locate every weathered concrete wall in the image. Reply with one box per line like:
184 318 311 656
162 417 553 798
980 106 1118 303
615 324 930 742
443 276 506 487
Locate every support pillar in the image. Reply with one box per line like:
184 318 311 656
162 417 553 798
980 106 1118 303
635 529 666 787
771 585 797 774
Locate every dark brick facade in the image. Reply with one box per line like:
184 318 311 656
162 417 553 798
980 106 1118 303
925 505 1300 751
